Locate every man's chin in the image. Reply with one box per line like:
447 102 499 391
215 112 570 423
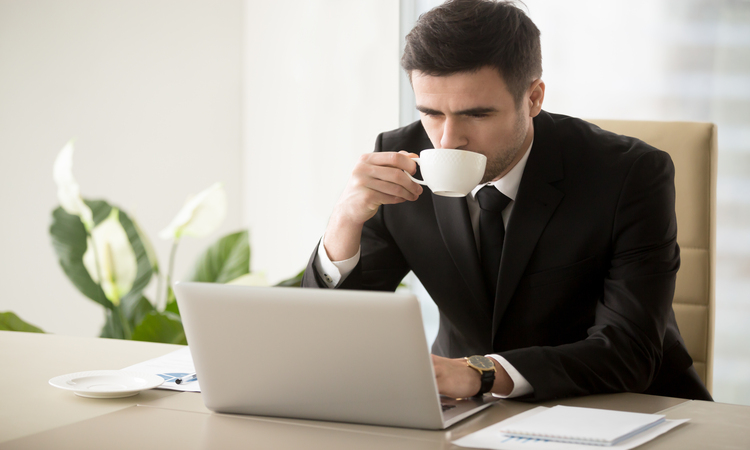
481 166 505 184
480 173 496 184
481 146 525 184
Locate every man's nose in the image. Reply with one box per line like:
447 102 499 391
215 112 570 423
439 117 467 149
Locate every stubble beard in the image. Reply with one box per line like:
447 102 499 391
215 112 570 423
480 112 529 184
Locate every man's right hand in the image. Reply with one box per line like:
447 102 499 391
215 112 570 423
323 151 423 262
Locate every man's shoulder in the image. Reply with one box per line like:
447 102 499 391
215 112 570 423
541 111 666 161
376 121 433 153
535 111 675 184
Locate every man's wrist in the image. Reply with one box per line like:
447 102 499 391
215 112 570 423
486 354 533 398
488 357 513 396
314 236 360 288
323 212 364 262
465 355 496 397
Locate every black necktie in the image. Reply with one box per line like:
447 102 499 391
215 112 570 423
476 186 512 302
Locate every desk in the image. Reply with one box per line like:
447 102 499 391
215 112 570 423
1 331 748 449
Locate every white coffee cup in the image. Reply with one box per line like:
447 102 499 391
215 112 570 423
405 149 487 197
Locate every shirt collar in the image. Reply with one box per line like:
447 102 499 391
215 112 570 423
470 139 533 201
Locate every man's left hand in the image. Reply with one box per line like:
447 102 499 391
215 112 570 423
431 355 514 398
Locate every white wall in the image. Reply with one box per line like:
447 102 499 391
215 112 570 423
0 0 401 335
242 1 401 283
0 0 243 336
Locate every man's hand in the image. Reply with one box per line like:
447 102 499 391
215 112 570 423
432 355 514 398
324 151 423 261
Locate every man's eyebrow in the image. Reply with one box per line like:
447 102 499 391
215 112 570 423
416 105 442 115
454 107 498 115
415 105 498 115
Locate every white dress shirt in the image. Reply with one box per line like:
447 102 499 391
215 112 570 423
314 143 534 398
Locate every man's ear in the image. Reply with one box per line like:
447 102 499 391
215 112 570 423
528 79 545 117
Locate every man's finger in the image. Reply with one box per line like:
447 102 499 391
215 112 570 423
363 151 418 172
354 163 423 199
399 150 420 159
364 178 421 202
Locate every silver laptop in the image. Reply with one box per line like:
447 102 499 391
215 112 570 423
173 282 498 429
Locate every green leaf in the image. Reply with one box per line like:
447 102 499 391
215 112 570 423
100 306 130 339
132 217 160 274
188 230 250 283
275 269 306 287
116 208 154 312
0 312 44 333
131 311 187 345
49 206 110 309
121 295 155 329
100 314 119 338
85 199 113 226
165 287 180 316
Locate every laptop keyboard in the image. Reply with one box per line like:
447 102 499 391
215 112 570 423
441 403 457 412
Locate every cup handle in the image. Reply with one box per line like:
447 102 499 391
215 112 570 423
404 158 428 185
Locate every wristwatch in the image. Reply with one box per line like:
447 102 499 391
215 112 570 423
465 355 496 397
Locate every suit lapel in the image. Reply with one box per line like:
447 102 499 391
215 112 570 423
432 195 493 323
492 112 565 336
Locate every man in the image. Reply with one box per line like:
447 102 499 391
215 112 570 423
302 0 712 402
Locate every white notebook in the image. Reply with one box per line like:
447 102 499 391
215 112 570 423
497 405 665 446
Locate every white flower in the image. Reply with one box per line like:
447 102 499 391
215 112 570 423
83 208 138 306
53 141 94 229
159 182 227 240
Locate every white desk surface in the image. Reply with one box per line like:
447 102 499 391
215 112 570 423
2 330 748 449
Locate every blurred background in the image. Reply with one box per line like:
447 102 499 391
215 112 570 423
1 0 747 405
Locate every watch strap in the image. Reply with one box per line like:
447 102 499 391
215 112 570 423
465 355 496 397
475 369 495 397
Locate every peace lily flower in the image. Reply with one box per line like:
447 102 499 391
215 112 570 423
47 140 250 343
82 208 138 306
159 182 227 240
53 141 94 230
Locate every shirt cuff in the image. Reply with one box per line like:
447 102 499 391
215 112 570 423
313 235 361 288
486 354 534 398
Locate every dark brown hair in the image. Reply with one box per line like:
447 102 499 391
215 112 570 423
402 0 542 106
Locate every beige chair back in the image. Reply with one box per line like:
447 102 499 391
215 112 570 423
587 119 717 393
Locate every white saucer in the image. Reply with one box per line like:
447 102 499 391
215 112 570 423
49 370 164 398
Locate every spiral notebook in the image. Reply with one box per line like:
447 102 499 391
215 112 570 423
497 405 665 446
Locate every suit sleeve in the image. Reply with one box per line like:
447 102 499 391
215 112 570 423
301 133 411 291
500 150 682 401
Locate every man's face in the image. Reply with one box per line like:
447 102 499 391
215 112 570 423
412 67 540 183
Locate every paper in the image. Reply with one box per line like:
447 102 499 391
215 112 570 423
497 405 664 445
453 407 689 450
123 347 201 392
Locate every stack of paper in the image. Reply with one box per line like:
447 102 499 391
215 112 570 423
453 405 689 450
497 405 664 446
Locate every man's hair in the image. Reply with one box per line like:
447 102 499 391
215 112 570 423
402 0 542 107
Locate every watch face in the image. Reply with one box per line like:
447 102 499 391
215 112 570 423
467 355 494 370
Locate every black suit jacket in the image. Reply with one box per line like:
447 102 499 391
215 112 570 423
303 110 711 401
